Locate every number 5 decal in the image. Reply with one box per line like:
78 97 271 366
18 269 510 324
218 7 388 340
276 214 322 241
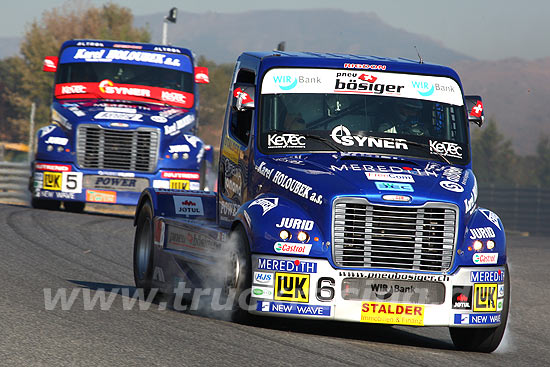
62 172 83 193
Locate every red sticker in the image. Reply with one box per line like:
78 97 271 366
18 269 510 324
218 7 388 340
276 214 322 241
358 74 377 83
470 100 483 117
233 87 253 105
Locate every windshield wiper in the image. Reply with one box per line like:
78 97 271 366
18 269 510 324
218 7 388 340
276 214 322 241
398 139 451 165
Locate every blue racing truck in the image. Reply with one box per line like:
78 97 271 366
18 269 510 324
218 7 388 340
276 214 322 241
133 51 508 352
30 39 211 212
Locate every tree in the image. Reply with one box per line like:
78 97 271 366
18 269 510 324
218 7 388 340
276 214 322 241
0 2 151 143
471 118 519 186
535 135 550 186
196 56 234 148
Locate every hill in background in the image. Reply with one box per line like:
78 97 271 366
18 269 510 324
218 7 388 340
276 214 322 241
0 9 546 155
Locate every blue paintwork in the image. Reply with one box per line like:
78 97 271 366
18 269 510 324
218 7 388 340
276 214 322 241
143 51 505 285
32 39 206 206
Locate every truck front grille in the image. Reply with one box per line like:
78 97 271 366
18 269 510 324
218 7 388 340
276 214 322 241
76 124 160 172
333 198 457 272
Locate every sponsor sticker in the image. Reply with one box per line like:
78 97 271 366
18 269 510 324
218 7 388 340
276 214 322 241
161 171 200 180
94 111 142 121
454 313 500 325
375 181 414 192
86 189 116 203
253 272 274 286
169 180 190 190
479 209 501 230
498 284 505 298
470 270 505 283
429 140 462 159
497 298 504 311
274 242 312 255
469 227 496 240
472 253 498 265
267 133 306 149
439 180 464 192
331 125 409 150
248 197 279 216
45 137 68 145
274 273 310 302
452 286 472 310
35 163 71 172
257 301 331 317
258 258 317 273
173 196 204 216
43 172 62 191
275 217 315 230
153 180 170 189
473 284 497 312
360 302 424 326
366 172 414 183
252 286 274 299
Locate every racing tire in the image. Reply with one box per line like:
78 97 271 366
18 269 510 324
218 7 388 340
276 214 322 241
31 197 61 210
133 200 156 300
221 225 252 322
64 201 85 213
449 264 510 353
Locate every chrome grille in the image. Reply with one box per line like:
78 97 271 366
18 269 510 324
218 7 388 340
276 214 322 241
333 198 457 271
77 124 159 172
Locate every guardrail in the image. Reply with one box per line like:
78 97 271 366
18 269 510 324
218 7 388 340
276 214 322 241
478 186 550 237
0 162 548 236
0 161 30 204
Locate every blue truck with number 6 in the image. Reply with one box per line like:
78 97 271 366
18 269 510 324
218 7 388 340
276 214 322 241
133 51 508 353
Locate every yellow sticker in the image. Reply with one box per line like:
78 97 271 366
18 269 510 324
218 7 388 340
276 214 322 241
473 284 497 312
222 136 240 164
274 273 310 303
360 302 424 326
169 180 190 190
43 172 62 190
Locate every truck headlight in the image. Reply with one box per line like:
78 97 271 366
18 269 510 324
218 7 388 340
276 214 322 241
297 231 309 242
279 230 291 241
473 240 483 251
486 240 495 249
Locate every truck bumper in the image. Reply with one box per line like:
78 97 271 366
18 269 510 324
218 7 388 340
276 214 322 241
31 161 200 206
249 255 507 327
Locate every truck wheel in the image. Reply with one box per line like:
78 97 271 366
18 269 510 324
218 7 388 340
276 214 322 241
64 201 85 213
133 200 156 299
31 198 61 210
222 225 252 322
449 264 510 353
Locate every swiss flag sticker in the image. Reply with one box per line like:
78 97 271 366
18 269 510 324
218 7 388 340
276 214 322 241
470 100 483 117
234 87 253 105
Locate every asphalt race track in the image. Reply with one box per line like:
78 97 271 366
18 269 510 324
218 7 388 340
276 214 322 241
0 202 547 366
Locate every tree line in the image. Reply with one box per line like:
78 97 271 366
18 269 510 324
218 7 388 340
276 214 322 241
0 2 548 188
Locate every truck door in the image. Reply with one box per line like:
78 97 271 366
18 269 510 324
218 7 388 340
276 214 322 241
218 68 256 226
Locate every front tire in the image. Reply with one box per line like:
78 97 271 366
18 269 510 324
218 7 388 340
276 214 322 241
449 264 510 353
133 200 155 299
222 225 252 322
64 201 85 213
31 197 60 210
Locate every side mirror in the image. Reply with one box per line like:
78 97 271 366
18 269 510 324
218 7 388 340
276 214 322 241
465 95 484 127
232 83 255 111
43 56 58 72
194 67 209 84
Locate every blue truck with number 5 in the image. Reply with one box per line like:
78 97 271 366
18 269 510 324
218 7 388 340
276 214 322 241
133 51 508 353
30 39 211 212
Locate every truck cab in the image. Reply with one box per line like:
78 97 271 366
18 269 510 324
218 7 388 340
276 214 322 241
134 51 507 353
31 39 211 212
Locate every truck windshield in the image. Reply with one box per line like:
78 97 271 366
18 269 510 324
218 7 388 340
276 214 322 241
54 46 195 108
259 68 469 163
56 62 193 94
